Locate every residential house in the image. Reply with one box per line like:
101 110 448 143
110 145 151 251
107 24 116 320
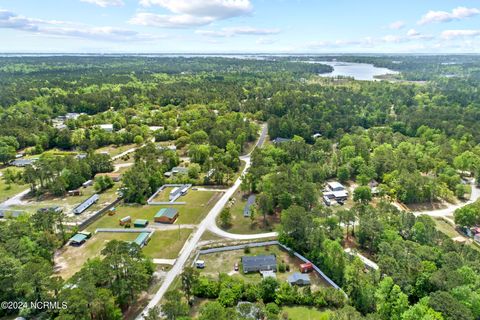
242 255 277 273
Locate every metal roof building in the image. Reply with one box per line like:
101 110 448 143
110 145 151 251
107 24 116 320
242 254 277 273
70 233 88 245
73 194 99 215
288 272 311 286
133 232 150 247
133 219 149 228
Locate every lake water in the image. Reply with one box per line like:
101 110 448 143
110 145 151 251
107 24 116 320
315 61 398 81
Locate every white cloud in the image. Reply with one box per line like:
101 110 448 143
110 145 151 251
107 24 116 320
418 6 480 25
441 29 480 39
388 20 405 30
129 12 214 28
80 0 124 7
407 29 420 37
195 26 280 37
131 0 252 28
0 9 159 42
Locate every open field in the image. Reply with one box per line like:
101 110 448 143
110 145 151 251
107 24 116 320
198 245 330 289
87 190 219 230
95 143 137 157
281 306 329 320
217 190 279 234
55 232 138 279
0 167 27 203
142 229 192 259
9 182 120 218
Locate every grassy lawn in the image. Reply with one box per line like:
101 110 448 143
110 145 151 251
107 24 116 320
434 218 459 238
151 186 175 202
11 182 120 217
87 190 219 231
281 306 330 320
95 143 136 157
198 245 330 289
0 167 27 203
217 190 279 234
200 230 225 241
142 229 192 259
55 232 138 279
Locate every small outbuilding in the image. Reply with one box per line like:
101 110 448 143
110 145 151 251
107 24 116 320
119 216 131 226
288 272 311 286
327 181 346 192
70 233 88 246
133 232 150 247
133 219 149 228
154 208 179 224
300 262 313 273
272 137 291 144
78 230 92 239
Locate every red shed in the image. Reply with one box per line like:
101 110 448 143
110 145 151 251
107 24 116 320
300 262 313 273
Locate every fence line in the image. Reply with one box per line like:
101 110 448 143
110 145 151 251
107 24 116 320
196 240 345 295
77 197 123 230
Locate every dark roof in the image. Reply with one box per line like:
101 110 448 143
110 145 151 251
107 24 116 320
155 208 178 219
242 255 276 272
243 194 256 217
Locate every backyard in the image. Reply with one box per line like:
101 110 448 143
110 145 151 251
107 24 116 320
54 232 138 279
142 229 192 259
87 190 220 230
197 245 330 289
217 190 279 234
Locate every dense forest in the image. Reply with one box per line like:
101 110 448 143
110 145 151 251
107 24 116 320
1 55 480 320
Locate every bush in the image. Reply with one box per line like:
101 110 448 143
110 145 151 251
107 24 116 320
278 263 286 273
244 245 251 254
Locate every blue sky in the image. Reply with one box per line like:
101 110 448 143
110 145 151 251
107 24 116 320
1 0 480 53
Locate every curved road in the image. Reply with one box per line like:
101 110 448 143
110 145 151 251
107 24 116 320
137 123 268 319
413 181 480 223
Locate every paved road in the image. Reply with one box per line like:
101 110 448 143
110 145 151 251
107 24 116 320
413 182 480 223
113 162 134 172
111 138 155 161
0 188 29 210
136 123 267 319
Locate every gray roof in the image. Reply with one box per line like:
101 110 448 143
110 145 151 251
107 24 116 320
10 158 37 166
272 137 291 144
243 194 256 217
73 194 99 214
242 254 276 272
288 272 310 284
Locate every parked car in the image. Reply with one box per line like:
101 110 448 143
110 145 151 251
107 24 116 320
195 260 205 269
234 262 239 271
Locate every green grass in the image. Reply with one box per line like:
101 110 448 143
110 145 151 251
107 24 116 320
198 245 330 289
151 186 175 202
11 182 120 216
142 229 192 259
281 306 330 320
87 190 219 231
55 232 138 279
0 167 27 203
217 190 279 234
95 143 136 157
434 218 459 238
